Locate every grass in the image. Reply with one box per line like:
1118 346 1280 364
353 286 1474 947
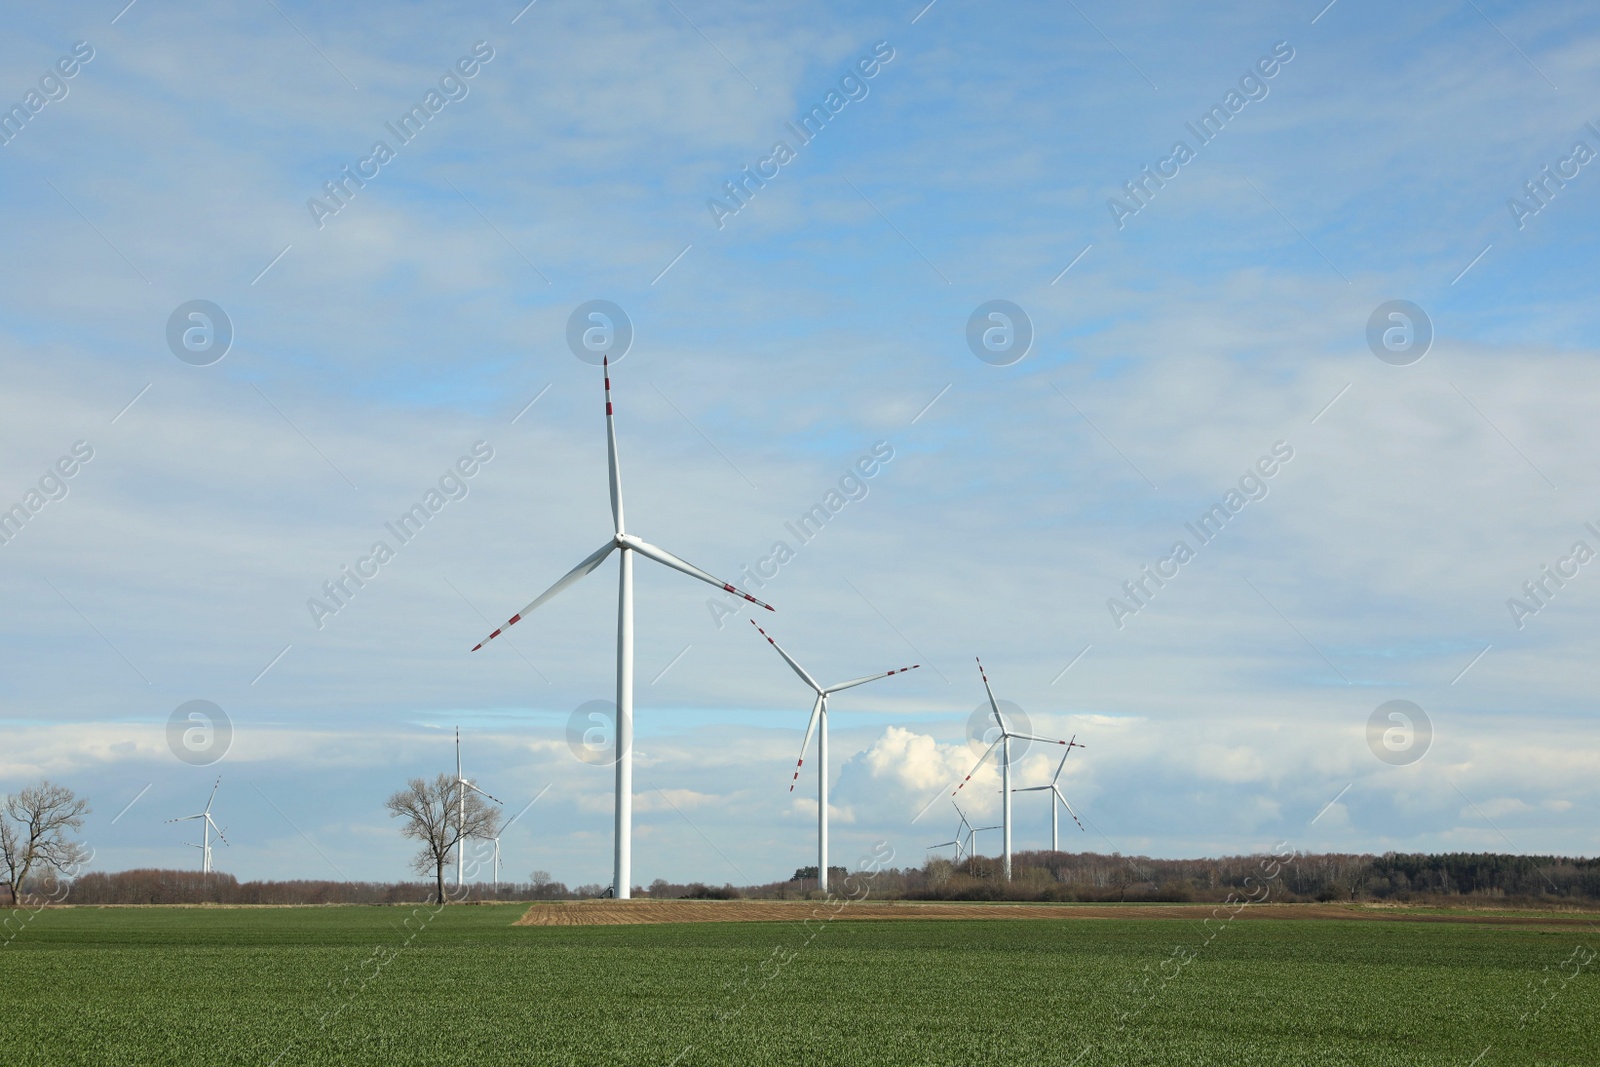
1 904 1595 1065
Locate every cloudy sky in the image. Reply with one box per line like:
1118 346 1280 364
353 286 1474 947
2 0 1597 889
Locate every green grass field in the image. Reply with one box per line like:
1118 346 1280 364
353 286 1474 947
1 904 1594 1065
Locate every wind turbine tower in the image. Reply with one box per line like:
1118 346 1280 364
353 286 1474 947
1013 737 1087 851
751 621 917 894
473 359 773 898
166 777 228 875
953 659 1069 879
454 727 502 889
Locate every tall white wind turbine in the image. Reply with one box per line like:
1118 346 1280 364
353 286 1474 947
166 777 228 874
1013 737 1086 852
952 659 1069 880
454 727 502 889
473 358 774 899
752 621 918 894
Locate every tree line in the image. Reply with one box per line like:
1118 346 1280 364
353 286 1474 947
6 775 1598 907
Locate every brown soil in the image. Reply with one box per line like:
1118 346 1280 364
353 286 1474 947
512 898 1600 928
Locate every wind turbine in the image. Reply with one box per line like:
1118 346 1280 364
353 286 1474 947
927 801 973 861
952 659 1069 879
1013 737 1086 852
967 821 1003 861
166 777 228 874
454 727 502 890
472 359 773 899
752 621 917 894
493 784 551 899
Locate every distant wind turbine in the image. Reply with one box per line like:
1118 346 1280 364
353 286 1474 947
472 359 773 899
927 801 974 861
454 727 501 890
752 621 917 893
1013 738 1086 852
493 784 551 898
166 777 227 874
953 659 1069 879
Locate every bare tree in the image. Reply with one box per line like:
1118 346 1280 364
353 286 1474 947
384 774 499 905
0 781 91 905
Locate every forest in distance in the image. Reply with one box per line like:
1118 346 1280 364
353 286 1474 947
49 850 1600 907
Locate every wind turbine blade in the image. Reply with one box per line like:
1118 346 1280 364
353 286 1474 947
165 815 203 823
471 541 617 650
1056 788 1086 831
750 621 821 691
204 777 220 815
1011 786 1052 793
927 841 959 849
975 658 1006 732
824 664 920 693
789 693 824 792
1050 741 1075 785
604 356 625 536
626 537 774 611
1009 733 1069 746
208 816 230 846
465 782 504 805
952 739 1000 795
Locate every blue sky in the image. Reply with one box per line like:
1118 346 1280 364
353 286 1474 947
1 0 1598 888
